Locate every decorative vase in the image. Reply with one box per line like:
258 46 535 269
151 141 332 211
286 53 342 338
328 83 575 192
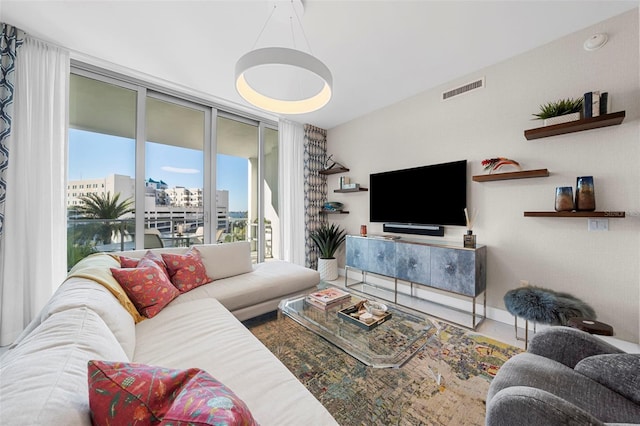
555 187 574 212
543 112 581 126
317 258 339 281
575 176 596 211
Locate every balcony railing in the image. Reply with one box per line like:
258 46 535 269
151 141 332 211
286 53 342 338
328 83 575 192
67 217 253 270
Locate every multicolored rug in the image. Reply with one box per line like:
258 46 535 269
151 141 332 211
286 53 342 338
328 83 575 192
245 313 521 425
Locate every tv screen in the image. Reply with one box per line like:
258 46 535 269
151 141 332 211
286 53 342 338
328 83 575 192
369 160 467 226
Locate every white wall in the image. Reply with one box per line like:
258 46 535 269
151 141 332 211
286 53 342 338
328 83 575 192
326 9 640 343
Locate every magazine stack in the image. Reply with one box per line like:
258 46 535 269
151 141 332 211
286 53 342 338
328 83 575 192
306 287 351 310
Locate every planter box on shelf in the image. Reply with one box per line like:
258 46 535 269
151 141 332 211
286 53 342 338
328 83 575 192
543 112 581 126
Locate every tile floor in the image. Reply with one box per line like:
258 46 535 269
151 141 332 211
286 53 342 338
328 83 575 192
324 276 640 353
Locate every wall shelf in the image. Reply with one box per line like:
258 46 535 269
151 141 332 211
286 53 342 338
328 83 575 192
319 167 349 175
524 111 625 140
472 169 549 182
335 188 368 193
524 211 626 218
321 209 349 214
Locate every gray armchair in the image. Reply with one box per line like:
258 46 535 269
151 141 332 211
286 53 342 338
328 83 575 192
486 326 640 425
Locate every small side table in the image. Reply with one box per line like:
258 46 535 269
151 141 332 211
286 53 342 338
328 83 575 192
567 317 614 336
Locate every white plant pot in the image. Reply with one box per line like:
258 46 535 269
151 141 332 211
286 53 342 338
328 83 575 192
543 112 580 126
317 258 339 281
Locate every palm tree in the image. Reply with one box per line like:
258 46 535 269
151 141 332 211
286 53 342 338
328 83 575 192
76 192 134 245
77 192 134 219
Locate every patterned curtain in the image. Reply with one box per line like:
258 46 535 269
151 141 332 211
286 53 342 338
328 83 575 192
303 124 328 269
0 23 24 237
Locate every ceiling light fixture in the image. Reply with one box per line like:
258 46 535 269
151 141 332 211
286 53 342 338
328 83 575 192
235 0 332 114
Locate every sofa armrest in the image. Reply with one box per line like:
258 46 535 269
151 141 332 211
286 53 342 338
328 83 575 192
575 354 640 405
528 327 624 368
486 386 604 426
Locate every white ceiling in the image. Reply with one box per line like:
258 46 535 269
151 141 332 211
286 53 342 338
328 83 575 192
1 0 638 129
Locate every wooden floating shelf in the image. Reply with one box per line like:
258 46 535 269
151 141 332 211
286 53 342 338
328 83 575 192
473 169 549 182
319 167 349 175
321 210 349 214
524 111 625 140
334 188 368 193
524 211 626 218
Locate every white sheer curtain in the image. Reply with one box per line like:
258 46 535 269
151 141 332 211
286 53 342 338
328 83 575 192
278 119 306 266
0 36 69 346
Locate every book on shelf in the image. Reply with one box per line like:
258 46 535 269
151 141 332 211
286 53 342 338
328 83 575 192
583 91 602 118
307 287 351 306
592 90 600 117
599 92 609 115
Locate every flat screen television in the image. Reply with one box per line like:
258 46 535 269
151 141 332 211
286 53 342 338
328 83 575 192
369 160 467 227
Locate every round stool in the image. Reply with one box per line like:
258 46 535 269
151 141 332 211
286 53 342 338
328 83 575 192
503 286 596 348
567 317 614 336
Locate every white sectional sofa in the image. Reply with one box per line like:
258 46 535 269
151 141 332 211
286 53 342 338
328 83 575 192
0 241 338 425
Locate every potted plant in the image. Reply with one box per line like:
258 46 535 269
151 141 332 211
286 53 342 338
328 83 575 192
532 97 583 126
310 223 346 281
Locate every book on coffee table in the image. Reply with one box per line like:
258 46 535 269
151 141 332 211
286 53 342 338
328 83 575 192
307 287 351 307
305 296 351 311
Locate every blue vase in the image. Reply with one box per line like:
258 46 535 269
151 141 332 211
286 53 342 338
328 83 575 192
575 176 595 211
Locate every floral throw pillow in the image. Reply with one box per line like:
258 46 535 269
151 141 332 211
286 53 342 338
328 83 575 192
161 247 212 293
88 360 257 426
110 257 179 318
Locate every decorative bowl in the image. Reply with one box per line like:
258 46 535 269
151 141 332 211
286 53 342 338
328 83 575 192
323 201 344 211
365 301 388 316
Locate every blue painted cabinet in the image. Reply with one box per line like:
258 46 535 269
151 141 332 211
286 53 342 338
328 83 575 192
366 239 396 277
396 242 431 286
345 235 486 297
345 235 368 271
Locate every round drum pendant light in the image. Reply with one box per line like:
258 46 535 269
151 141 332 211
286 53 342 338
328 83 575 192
235 46 333 114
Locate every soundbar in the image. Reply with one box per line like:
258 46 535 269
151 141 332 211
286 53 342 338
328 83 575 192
383 223 445 237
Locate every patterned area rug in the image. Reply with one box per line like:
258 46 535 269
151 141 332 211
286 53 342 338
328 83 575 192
245 312 522 426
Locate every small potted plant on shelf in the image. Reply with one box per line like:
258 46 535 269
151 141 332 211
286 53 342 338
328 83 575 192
532 97 583 126
310 223 346 281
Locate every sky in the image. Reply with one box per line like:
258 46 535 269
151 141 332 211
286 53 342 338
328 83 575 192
69 129 249 211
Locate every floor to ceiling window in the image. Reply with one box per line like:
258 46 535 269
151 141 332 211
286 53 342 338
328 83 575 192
67 73 137 269
67 65 278 268
145 94 207 249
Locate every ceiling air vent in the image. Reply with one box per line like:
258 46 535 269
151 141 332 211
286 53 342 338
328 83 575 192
441 77 485 101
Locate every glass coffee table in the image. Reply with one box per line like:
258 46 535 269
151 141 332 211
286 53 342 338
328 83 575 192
278 286 437 368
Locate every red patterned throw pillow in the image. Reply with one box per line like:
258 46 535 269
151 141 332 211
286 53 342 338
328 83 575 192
88 360 257 426
119 250 166 270
110 257 179 318
161 247 212 293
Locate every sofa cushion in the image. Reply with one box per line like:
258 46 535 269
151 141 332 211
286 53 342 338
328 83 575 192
9 278 136 359
0 308 129 426
575 354 640 405
161 246 212 292
110 257 180 318
88 360 257 426
172 260 320 312
193 242 253 280
133 298 337 425
66 253 145 323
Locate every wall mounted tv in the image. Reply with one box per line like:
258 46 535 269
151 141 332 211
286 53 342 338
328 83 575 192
369 160 467 233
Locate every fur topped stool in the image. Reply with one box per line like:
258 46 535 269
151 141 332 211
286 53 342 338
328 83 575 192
504 286 596 348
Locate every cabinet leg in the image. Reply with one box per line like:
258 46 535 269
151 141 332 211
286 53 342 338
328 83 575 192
394 279 398 304
472 296 476 329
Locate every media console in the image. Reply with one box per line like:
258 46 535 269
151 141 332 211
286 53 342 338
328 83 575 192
344 235 487 329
